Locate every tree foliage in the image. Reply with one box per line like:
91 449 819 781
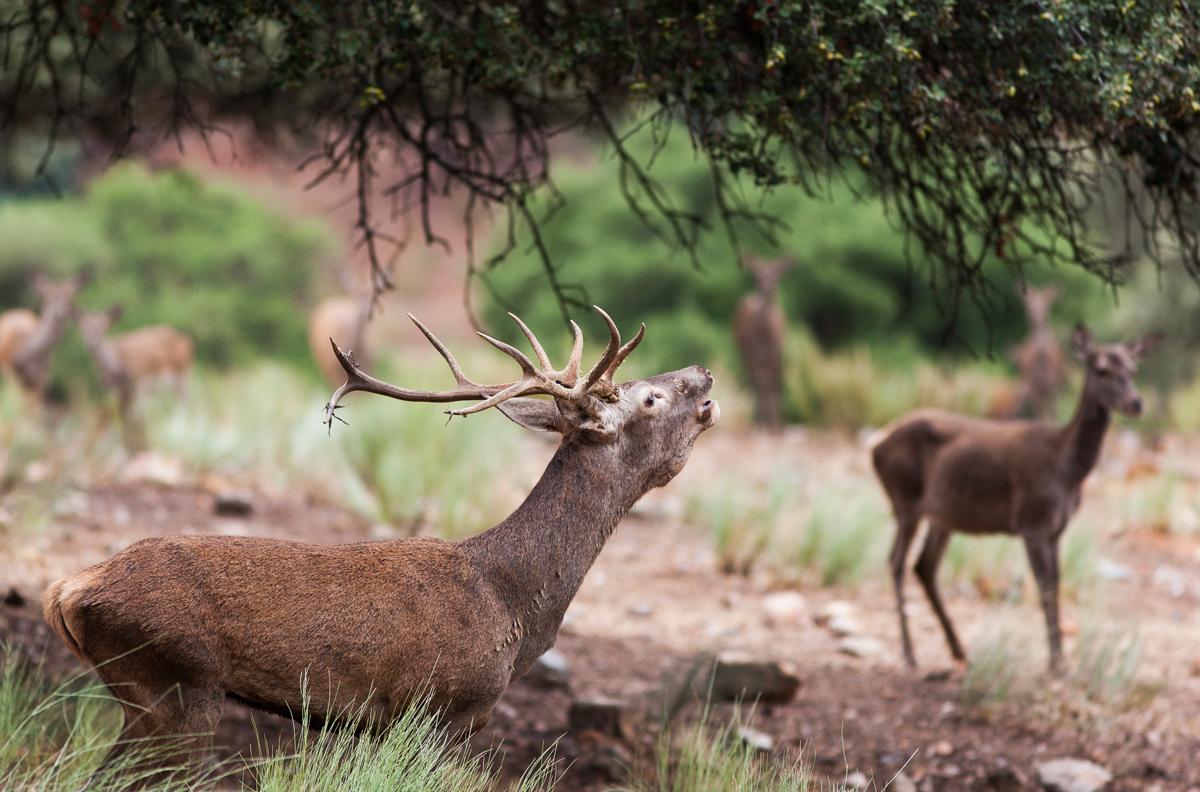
4 1 1200 309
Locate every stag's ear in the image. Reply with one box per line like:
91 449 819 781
495 398 568 434
556 397 619 442
1127 331 1166 360
1070 323 1092 360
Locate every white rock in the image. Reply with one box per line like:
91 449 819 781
1036 758 1112 792
838 635 886 659
761 590 808 625
1094 558 1132 581
816 600 857 623
844 770 869 789
888 772 917 792
121 452 184 486
737 726 774 753
826 614 863 637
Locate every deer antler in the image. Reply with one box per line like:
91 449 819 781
323 306 643 432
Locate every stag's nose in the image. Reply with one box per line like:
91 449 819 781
1127 396 1144 416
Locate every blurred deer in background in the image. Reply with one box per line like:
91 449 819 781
1010 285 1065 419
872 324 1163 672
309 293 372 386
733 255 793 429
76 305 193 416
44 306 719 766
0 274 86 398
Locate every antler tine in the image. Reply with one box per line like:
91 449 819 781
581 306 623 390
562 320 584 385
603 322 646 383
508 313 554 370
408 314 478 388
446 380 536 416
476 332 541 378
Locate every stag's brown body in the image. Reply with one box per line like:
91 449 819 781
873 325 1162 671
45 307 718 765
733 257 791 429
309 295 370 387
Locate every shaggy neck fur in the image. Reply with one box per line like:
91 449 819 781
462 436 644 673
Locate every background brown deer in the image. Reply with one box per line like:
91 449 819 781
1009 285 1066 419
76 305 193 413
733 255 793 429
872 324 1163 672
43 306 718 765
0 274 86 397
308 293 371 386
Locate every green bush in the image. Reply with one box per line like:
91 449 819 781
0 164 333 392
479 129 1112 383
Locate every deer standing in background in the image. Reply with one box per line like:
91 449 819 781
733 256 793 429
872 325 1163 672
1010 285 1065 419
309 294 372 386
76 305 193 414
44 306 719 765
0 275 86 397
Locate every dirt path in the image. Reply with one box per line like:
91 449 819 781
3 431 1200 790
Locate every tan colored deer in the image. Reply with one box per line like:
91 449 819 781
0 275 86 396
44 306 718 764
872 324 1163 672
309 294 371 387
1010 285 1065 419
733 256 793 429
76 305 193 412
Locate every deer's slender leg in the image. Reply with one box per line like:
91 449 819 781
1023 532 1063 673
914 523 966 662
888 507 921 667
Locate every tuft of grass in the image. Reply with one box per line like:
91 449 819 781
619 710 819 792
959 619 1034 709
786 488 888 587
684 480 784 576
1070 618 1147 706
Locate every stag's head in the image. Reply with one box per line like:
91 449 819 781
324 307 719 491
1072 324 1165 418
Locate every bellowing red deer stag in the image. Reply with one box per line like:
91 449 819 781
872 324 1163 672
733 255 793 429
43 306 718 765
0 274 85 396
1010 285 1065 419
309 294 371 387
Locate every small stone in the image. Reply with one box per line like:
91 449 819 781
838 636 886 659
736 726 774 753
121 452 184 486
889 773 917 792
815 600 857 624
844 770 869 789
932 740 954 757
629 601 654 618
1037 758 1112 792
568 697 629 741
707 654 800 703
761 590 808 625
826 614 862 637
1094 558 1132 581
526 648 571 690
213 490 254 517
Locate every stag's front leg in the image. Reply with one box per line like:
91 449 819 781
1023 532 1063 673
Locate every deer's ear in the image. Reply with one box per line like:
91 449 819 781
1127 331 1166 360
1070 323 1092 360
556 397 619 442
495 398 568 435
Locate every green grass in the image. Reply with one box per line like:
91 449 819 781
618 710 822 792
1070 617 1148 706
958 617 1034 709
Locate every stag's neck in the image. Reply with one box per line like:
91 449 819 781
1058 381 1110 485
462 440 642 670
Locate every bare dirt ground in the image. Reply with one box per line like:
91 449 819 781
3 430 1200 791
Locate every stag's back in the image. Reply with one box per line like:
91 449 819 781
0 309 38 371
309 296 369 386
